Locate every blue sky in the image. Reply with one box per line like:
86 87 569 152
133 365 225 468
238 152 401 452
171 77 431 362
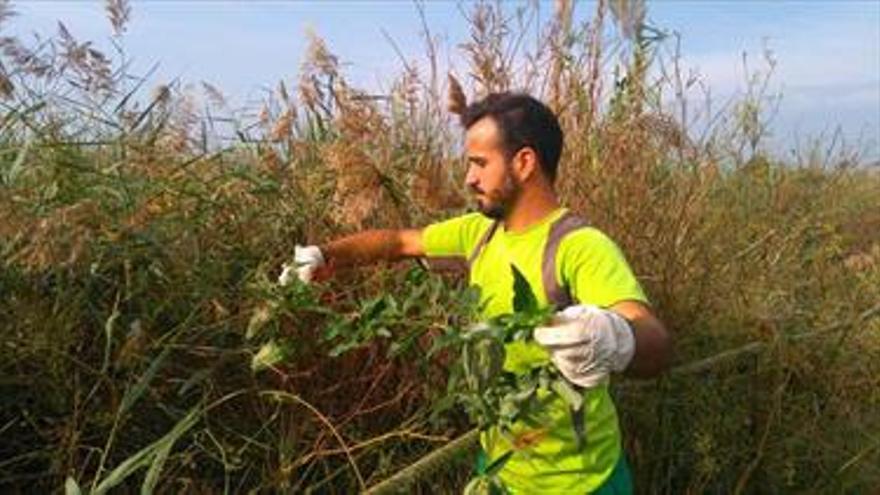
7 1 880 160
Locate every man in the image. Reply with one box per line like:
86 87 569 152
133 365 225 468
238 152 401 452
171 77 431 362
281 93 671 493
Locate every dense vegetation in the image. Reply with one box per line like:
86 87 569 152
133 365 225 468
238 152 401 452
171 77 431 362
1 0 878 492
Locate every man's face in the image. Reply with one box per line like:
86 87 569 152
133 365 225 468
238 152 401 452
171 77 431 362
464 117 519 220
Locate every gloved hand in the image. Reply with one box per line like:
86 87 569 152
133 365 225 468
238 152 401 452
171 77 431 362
533 304 635 388
278 245 325 285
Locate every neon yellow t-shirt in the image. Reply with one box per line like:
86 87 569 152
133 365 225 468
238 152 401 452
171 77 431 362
423 208 647 493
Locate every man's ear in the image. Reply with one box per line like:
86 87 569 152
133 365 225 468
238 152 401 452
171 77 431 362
513 147 539 183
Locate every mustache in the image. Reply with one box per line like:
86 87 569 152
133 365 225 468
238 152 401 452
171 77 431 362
469 184 485 195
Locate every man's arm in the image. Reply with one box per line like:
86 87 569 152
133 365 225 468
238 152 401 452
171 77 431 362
609 300 671 378
320 229 424 268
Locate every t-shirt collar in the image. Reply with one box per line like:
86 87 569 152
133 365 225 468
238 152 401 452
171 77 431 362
501 207 568 238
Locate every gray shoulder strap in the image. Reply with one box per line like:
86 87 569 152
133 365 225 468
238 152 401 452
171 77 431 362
467 220 500 267
543 212 588 309
420 220 499 273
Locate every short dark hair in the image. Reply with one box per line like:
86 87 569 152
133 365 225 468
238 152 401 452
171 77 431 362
461 93 563 182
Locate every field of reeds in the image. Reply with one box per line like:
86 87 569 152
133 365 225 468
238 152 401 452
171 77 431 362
1 0 878 493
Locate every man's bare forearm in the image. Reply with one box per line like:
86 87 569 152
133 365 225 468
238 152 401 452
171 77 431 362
319 229 424 268
611 300 672 378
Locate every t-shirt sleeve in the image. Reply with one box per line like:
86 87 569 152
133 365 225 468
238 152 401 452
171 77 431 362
559 227 648 308
422 212 492 259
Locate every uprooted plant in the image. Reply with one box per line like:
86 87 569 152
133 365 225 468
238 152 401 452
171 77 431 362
246 260 596 494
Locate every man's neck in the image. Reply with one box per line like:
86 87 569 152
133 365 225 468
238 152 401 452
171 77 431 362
503 185 560 233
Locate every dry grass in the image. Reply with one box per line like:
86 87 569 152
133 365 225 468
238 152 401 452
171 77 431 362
0 1 878 493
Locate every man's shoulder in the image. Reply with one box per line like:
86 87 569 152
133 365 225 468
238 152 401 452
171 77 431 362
556 225 626 260
428 211 494 234
444 211 493 225
560 224 610 243
422 211 494 258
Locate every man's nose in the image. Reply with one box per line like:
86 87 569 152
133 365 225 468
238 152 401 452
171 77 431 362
465 166 478 188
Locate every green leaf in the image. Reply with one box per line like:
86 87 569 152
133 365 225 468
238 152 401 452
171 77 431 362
140 408 201 494
511 264 537 313
507 381 538 406
551 378 584 412
362 295 388 321
463 474 507 495
251 340 286 372
502 341 551 374
489 478 508 495
322 317 348 340
463 476 490 495
120 347 170 415
462 341 479 392
177 367 212 397
329 341 358 357
65 477 83 495
5 134 33 185
102 303 121 373
485 450 514 476
404 263 428 285
92 406 201 495
499 396 519 422
475 338 505 387
246 303 275 340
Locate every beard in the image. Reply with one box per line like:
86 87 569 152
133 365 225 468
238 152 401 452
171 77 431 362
473 173 519 220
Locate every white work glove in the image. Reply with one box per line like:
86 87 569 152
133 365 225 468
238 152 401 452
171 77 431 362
278 245 325 285
533 304 635 389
